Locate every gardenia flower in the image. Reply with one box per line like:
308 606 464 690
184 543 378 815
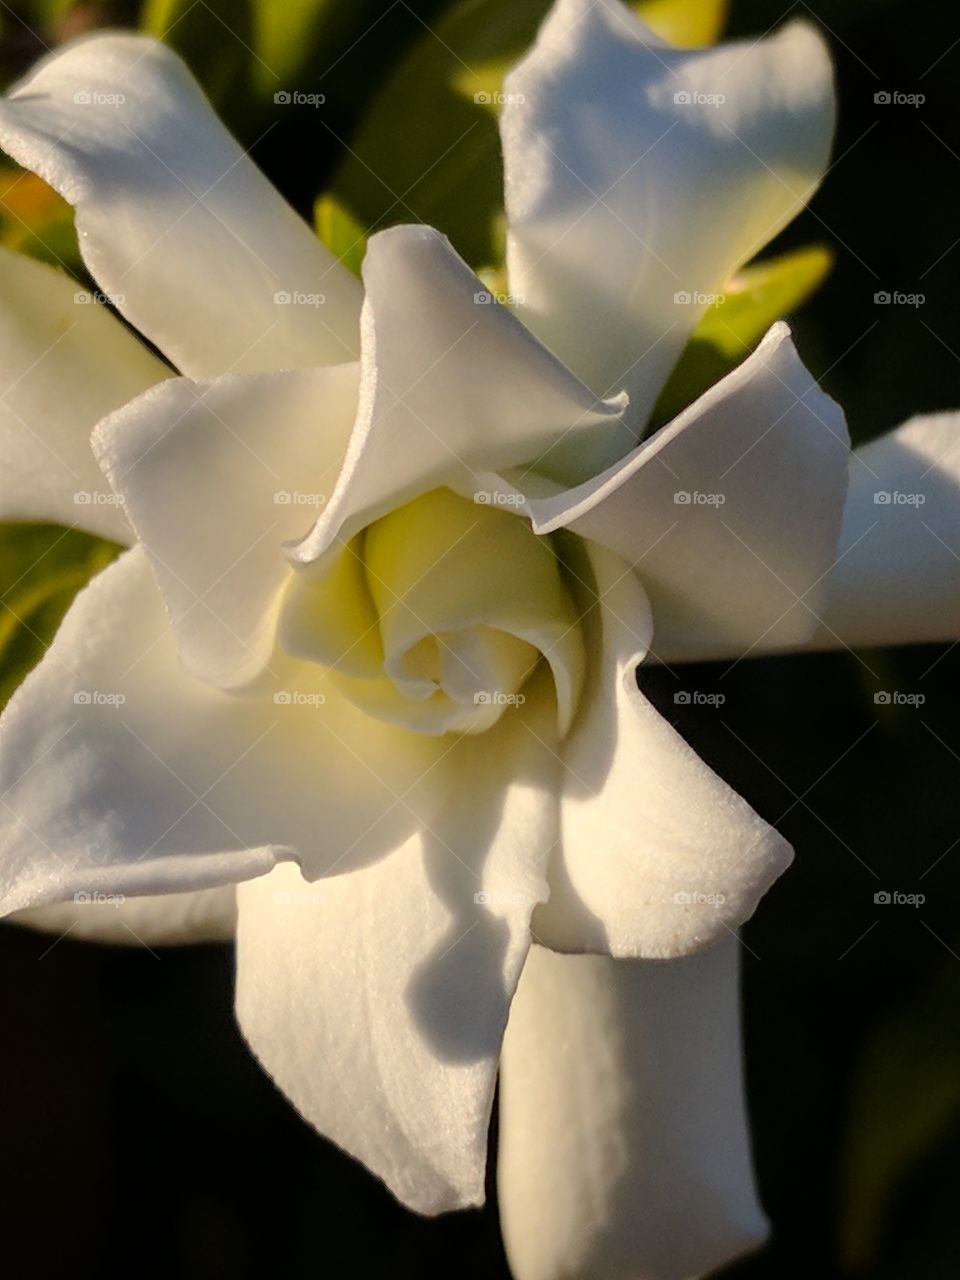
0 1 958 1278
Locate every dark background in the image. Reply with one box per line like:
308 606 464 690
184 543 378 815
1 1 959 1276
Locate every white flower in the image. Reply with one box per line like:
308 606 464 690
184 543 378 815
0 2 958 1278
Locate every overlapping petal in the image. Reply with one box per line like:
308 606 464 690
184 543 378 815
12 884 236 944
812 412 960 648
288 226 631 569
0 34 362 377
0 246 165 540
0 548 446 918
498 942 767 1280
94 364 360 689
491 323 849 662
502 0 835 425
236 674 559 1213
532 540 792 958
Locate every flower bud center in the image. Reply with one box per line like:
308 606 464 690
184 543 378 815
278 487 584 736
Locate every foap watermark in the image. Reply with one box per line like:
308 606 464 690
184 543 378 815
874 490 925 506
474 490 524 507
474 691 526 707
274 490 326 507
874 291 925 307
274 90 326 107
673 890 727 907
474 90 525 106
74 690 125 707
673 289 725 307
674 690 725 708
74 890 126 907
75 289 125 307
273 887 326 906
874 690 925 707
74 490 125 507
473 890 529 907
73 89 125 107
274 290 326 307
874 890 925 907
674 490 726 506
274 691 326 708
674 89 726 107
473 288 524 306
874 90 925 107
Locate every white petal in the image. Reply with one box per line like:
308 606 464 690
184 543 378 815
235 676 560 1214
0 246 165 540
498 941 768 1280
0 547 446 917
502 0 835 424
812 412 960 648
0 34 361 377
93 363 360 688
510 324 850 662
11 884 235 944
289 225 630 569
533 541 792 958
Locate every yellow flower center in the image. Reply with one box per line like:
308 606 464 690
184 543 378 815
278 487 584 735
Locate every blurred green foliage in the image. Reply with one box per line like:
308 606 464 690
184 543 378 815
0 523 120 710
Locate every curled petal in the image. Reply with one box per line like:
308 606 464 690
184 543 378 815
0 548 446 918
0 247 165 540
533 539 792 959
236 676 560 1213
488 324 849 661
12 884 236 945
502 0 835 425
288 225 630 570
0 34 361 376
498 941 768 1280
94 364 360 689
813 412 960 648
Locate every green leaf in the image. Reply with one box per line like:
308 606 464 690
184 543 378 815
141 0 256 113
650 245 833 427
333 0 727 269
0 167 81 271
0 523 122 711
314 193 367 278
639 0 728 47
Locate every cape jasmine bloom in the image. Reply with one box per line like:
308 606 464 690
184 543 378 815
0 2 957 1277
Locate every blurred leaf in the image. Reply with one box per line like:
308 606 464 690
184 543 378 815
0 523 121 710
314 193 366 277
651 245 833 426
840 951 960 1271
640 0 728 46
333 0 727 268
0 167 81 270
141 0 255 111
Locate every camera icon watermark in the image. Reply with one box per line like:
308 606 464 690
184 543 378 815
673 490 726 506
674 690 725 707
74 690 126 707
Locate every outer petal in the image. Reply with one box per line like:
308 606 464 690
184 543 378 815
93 363 360 688
498 941 768 1280
502 0 835 424
235 674 560 1214
500 324 849 662
289 225 631 569
0 548 444 917
0 246 165 540
11 884 235 944
533 540 792 958
812 412 960 648
0 34 361 377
